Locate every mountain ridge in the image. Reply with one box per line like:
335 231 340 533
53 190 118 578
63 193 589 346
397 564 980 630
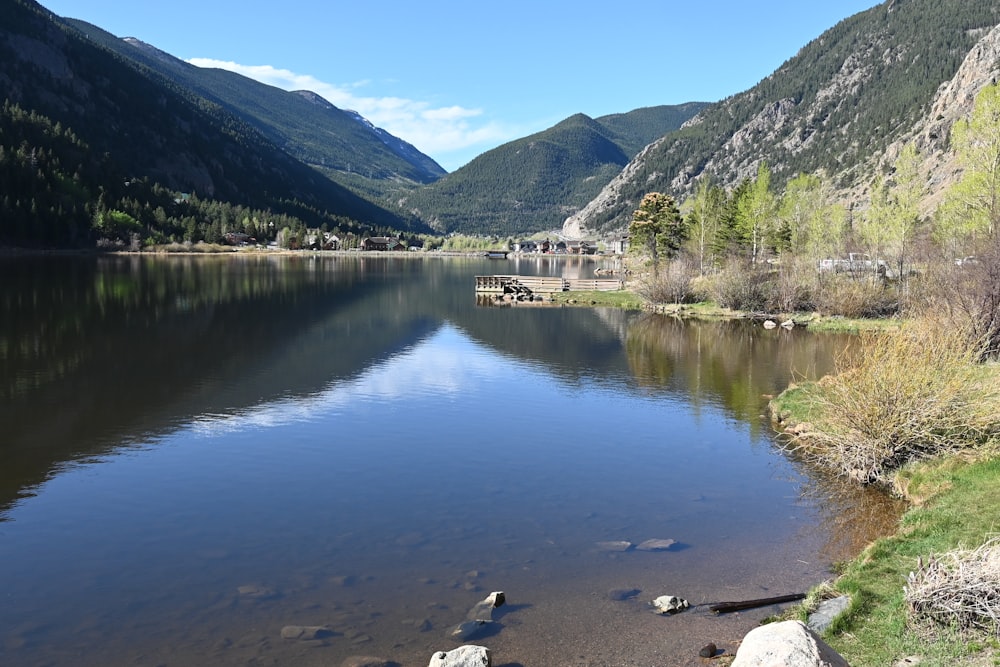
61 18 446 188
564 0 1000 238
395 102 708 236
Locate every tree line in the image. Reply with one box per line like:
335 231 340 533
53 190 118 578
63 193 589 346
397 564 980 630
0 100 413 250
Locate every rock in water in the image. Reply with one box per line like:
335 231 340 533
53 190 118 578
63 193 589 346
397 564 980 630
652 595 690 614
428 644 491 666
465 591 505 621
636 539 676 551
596 540 633 552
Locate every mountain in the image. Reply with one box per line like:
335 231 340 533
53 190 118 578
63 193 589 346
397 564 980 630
59 19 446 190
564 0 1000 238
0 0 427 247
395 103 707 237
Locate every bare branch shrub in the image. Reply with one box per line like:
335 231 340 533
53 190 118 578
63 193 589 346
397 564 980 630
812 275 900 319
790 319 1000 485
770 258 816 313
707 258 774 311
635 255 697 304
919 236 1000 360
906 537 1000 637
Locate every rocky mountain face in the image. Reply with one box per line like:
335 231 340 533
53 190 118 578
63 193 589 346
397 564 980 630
565 0 1000 238
883 23 1000 214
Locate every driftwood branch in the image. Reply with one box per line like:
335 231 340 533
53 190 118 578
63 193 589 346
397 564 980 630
708 593 805 614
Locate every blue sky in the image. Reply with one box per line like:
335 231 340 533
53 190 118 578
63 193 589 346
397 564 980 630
40 0 881 171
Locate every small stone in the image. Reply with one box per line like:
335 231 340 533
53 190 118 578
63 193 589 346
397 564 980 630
636 539 676 552
466 592 505 621
781 319 795 329
763 320 777 329
699 642 718 658
596 540 633 552
807 595 851 634
428 645 491 666
652 595 690 614
351 634 373 644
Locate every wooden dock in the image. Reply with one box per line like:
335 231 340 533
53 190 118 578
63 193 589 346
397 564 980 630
475 275 623 295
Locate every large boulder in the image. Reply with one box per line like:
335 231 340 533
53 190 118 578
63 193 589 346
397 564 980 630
428 644 491 666
732 620 849 667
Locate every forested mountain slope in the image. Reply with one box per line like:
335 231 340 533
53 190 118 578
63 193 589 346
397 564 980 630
397 103 706 236
60 18 446 190
0 0 426 247
565 0 1000 237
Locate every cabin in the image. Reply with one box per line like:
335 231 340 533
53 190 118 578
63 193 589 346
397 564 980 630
360 236 405 251
224 232 252 246
567 240 598 255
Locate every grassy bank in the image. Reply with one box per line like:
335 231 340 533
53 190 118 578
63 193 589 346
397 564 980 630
789 452 1000 665
769 322 1000 665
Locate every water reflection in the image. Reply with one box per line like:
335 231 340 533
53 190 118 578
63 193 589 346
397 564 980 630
0 255 904 667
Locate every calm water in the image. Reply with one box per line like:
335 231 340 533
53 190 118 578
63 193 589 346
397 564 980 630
0 254 902 667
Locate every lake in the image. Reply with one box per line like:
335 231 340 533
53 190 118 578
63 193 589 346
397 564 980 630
0 254 902 667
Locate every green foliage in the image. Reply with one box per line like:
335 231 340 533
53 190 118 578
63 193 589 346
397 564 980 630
733 162 778 263
628 192 686 267
778 172 846 261
940 83 1000 246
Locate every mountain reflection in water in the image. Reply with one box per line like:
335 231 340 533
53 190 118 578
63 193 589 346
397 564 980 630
0 254 902 667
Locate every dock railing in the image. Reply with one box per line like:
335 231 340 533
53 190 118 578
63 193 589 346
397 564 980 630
475 275 622 294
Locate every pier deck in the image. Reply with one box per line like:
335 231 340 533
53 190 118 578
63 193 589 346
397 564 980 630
475 275 623 294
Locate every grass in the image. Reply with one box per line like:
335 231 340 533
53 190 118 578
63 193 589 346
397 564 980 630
815 454 1000 666
550 290 645 309
770 340 1000 665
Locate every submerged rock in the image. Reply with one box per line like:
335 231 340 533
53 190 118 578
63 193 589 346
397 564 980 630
596 540 633 552
280 625 333 640
428 645 491 666
607 587 641 601
341 657 393 667
636 538 676 551
447 620 492 641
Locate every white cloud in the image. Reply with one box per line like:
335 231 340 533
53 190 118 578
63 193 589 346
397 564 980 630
186 58 515 167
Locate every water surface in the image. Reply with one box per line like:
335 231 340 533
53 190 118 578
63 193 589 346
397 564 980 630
0 255 902 666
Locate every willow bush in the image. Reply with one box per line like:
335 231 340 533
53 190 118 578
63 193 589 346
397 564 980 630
791 319 1000 486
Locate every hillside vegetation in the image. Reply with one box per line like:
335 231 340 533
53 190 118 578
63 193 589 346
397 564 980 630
397 104 706 236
